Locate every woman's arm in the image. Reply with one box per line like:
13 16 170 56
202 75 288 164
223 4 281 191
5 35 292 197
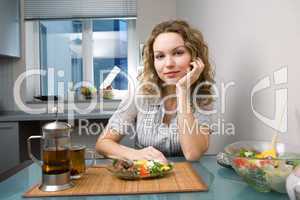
96 120 167 162
95 91 140 160
96 129 136 159
175 58 210 161
96 129 138 159
176 89 210 161
96 129 167 162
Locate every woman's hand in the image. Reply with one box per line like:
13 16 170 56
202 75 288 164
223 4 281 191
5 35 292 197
176 57 205 91
128 146 168 163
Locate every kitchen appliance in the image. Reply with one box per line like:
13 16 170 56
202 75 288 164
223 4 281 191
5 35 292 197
27 121 74 192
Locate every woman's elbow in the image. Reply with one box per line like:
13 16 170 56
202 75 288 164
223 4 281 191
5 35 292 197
95 138 104 153
185 153 200 161
184 145 209 161
95 135 109 154
184 151 203 161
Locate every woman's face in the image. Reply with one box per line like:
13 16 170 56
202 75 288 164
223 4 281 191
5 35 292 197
153 32 192 84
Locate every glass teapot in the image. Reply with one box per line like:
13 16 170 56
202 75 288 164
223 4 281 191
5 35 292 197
27 120 73 191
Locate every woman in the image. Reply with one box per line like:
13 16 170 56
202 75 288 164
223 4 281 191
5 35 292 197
96 20 214 161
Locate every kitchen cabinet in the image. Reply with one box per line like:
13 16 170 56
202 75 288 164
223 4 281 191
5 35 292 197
0 122 19 174
0 0 20 57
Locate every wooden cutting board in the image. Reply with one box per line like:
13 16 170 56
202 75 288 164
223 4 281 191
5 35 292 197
23 162 208 197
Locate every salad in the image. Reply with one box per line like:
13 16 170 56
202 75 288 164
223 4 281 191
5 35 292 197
238 148 277 159
111 159 173 179
232 148 300 193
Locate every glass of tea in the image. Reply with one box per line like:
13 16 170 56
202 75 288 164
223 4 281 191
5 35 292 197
70 145 95 179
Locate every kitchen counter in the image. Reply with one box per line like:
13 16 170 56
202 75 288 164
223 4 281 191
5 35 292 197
0 99 121 122
0 110 115 122
0 156 288 200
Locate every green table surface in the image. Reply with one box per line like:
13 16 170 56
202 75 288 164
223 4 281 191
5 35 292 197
0 156 289 200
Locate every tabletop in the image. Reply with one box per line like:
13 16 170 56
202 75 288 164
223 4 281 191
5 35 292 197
0 156 289 200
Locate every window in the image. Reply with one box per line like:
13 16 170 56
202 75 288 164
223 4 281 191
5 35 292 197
25 18 137 100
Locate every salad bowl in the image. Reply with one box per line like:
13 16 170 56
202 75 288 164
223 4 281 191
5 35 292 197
224 140 300 193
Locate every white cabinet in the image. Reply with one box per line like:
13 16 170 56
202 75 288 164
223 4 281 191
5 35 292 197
0 0 20 57
0 122 19 173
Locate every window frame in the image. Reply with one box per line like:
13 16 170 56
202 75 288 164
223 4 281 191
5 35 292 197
25 18 138 102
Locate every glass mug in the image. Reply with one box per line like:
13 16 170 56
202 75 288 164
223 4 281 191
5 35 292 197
70 145 95 179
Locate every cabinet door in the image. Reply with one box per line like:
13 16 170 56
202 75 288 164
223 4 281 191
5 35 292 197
0 122 19 174
0 0 20 57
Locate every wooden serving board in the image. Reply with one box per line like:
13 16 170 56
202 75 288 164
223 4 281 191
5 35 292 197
23 162 208 198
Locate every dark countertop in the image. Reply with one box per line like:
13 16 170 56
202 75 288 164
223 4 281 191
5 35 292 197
0 98 122 122
0 110 115 122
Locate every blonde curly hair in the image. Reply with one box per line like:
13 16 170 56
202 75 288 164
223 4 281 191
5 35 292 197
138 19 215 106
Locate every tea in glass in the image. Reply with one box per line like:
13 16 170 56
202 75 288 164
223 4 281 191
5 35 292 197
70 145 86 179
42 147 70 175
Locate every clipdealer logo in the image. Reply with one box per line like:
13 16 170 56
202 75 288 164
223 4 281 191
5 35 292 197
251 67 288 133
12 66 288 136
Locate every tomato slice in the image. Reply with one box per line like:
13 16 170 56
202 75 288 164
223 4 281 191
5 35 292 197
139 165 149 176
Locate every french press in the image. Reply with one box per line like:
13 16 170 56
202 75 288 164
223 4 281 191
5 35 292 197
27 121 74 192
